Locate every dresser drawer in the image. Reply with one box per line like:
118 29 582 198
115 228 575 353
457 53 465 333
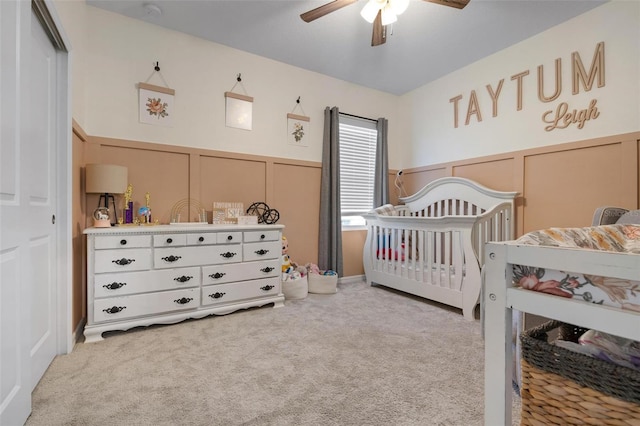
244 230 280 243
153 234 187 247
94 267 200 298
94 234 151 250
154 245 242 269
201 277 280 306
94 248 152 273
243 241 281 261
217 232 242 244
202 259 280 285
186 233 218 246
94 288 200 323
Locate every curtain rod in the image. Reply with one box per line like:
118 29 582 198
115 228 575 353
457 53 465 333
339 112 377 123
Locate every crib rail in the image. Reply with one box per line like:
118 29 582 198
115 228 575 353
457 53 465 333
472 202 514 266
397 195 514 264
362 215 478 293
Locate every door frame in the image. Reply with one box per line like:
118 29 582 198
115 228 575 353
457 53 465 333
33 0 73 354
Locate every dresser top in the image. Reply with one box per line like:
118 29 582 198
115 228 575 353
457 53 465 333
84 223 284 235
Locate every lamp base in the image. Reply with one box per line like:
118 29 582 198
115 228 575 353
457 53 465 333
93 218 111 228
97 193 118 226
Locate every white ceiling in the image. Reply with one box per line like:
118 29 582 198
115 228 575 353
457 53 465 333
86 0 607 95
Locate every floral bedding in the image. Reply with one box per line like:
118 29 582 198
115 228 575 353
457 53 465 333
513 224 640 313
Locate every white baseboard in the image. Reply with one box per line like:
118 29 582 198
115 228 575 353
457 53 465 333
338 275 365 284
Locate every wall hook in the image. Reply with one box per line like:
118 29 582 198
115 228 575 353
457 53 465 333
296 96 301 104
154 62 160 72
237 73 242 82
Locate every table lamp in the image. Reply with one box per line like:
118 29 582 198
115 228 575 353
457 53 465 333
85 164 128 226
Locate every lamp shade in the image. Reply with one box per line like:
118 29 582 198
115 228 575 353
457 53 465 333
85 164 128 194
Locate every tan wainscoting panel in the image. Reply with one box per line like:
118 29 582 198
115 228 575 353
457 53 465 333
401 132 639 241
88 145 190 225
343 230 366 277
72 123 87 331
199 156 266 220
452 158 516 192
637 138 640 200
272 163 321 266
388 172 400 206
403 168 448 196
523 142 634 232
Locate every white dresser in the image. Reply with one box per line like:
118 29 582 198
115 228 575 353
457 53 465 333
83 224 284 342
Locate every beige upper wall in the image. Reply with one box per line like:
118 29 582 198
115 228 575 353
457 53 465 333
53 1 401 165
54 1 640 172
398 1 640 168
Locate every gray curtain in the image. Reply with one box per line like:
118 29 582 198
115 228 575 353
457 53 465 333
374 117 390 207
318 106 343 277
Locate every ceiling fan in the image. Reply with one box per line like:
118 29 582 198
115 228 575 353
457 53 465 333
300 0 470 47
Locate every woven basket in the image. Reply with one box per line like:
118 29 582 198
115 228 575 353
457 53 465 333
307 273 338 294
282 276 308 300
520 320 640 425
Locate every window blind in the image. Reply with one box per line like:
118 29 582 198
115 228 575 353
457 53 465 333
339 115 377 216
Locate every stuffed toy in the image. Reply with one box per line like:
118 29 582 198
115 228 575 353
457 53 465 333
282 236 292 273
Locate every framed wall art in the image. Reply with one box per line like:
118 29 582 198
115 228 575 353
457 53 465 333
225 92 253 131
139 82 175 127
287 113 310 147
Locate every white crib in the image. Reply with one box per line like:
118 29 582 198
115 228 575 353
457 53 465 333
362 177 518 320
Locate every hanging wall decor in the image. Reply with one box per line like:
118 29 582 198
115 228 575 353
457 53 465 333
225 73 253 131
287 97 310 146
138 62 175 127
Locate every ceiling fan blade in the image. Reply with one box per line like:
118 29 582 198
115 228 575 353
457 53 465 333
300 0 358 23
371 11 386 47
423 0 470 9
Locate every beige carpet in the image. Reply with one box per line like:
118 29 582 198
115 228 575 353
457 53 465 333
26 280 520 426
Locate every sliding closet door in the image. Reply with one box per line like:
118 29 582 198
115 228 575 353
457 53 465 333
28 4 59 391
1 2 35 424
1 2 65 423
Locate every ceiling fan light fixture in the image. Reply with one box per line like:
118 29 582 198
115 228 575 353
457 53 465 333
381 4 397 26
360 0 382 23
390 0 410 16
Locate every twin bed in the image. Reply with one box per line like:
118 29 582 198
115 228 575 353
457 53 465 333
362 177 517 320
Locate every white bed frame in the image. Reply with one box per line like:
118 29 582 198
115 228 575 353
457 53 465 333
362 177 517 320
483 242 640 425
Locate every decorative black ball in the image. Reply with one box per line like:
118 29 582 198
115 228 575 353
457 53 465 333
246 202 279 224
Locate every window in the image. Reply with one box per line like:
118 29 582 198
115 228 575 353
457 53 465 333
339 114 377 228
